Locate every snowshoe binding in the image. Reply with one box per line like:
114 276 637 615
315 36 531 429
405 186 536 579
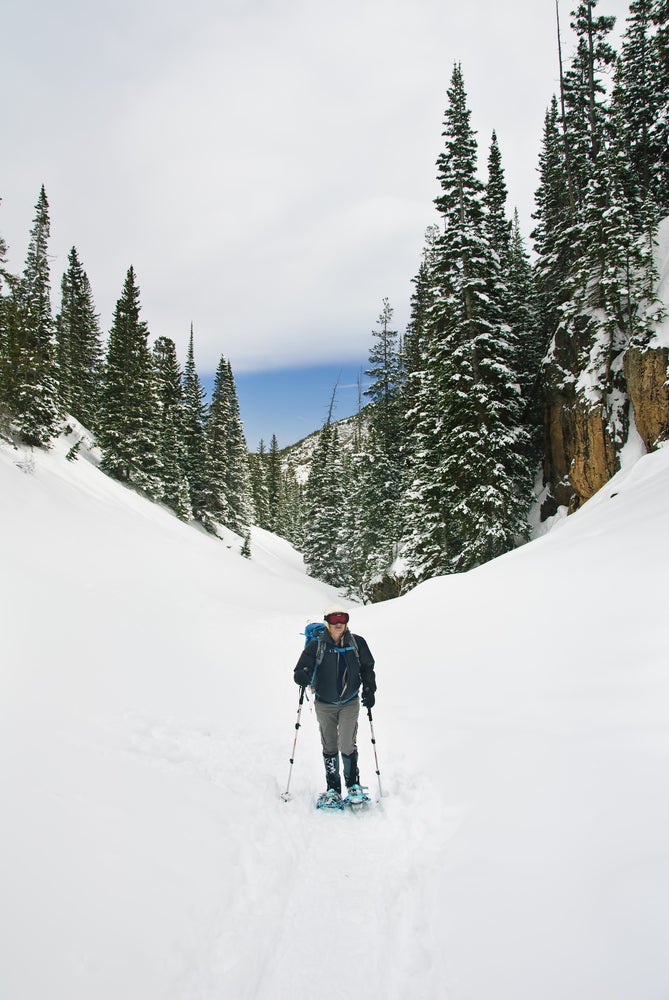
316 789 344 810
343 783 370 809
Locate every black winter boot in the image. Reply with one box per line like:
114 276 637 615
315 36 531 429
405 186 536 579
323 754 341 794
342 751 360 789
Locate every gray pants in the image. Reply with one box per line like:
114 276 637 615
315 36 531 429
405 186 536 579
314 697 360 756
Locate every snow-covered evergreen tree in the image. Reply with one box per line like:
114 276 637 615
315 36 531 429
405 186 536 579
484 131 512 269
507 210 543 450
206 354 233 528
532 97 577 346
11 186 60 445
562 1 618 211
0 206 15 429
266 433 282 533
249 439 270 529
277 457 304 547
350 298 405 596
55 246 103 430
206 355 253 535
182 325 210 522
650 0 669 211
222 358 254 534
97 266 162 497
402 65 533 578
153 335 192 520
303 416 347 586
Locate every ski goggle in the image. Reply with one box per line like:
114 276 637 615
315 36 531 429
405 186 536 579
325 612 349 625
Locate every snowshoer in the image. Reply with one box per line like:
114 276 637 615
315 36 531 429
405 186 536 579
294 605 376 806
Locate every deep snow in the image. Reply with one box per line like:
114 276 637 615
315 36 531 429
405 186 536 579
1 426 668 1000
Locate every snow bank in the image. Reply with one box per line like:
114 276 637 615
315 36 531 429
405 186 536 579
1 434 668 1000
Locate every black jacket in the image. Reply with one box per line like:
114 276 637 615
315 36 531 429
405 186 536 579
294 628 376 705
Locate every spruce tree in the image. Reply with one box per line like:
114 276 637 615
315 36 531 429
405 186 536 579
266 433 282 533
206 354 253 534
650 0 669 211
249 439 271 529
153 335 192 520
303 412 347 586
55 246 103 430
562 1 618 209
222 358 253 534
97 266 162 497
507 210 543 446
355 298 405 594
206 353 233 527
12 186 60 445
532 97 576 345
403 64 531 577
182 325 210 522
0 206 13 426
277 458 304 546
484 131 512 269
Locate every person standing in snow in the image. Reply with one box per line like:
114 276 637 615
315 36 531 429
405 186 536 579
293 605 376 803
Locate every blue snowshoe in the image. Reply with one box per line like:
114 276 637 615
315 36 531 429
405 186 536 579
343 783 370 808
316 789 344 810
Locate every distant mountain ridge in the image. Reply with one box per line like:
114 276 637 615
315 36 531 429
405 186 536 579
279 410 368 484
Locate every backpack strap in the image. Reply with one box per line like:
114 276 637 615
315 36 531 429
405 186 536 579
310 636 327 685
306 628 362 689
348 632 361 666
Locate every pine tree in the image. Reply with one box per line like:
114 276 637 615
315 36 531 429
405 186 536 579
153 335 192 520
12 186 60 445
0 205 14 428
539 0 667 510
277 457 304 546
303 399 348 586
402 64 531 577
55 246 103 430
97 266 162 497
650 0 669 211
266 433 282 532
364 299 402 450
249 439 271 529
532 97 577 345
223 358 253 534
484 131 512 269
182 325 210 522
206 354 233 527
206 354 253 534
562 1 618 209
507 210 543 447
353 298 405 595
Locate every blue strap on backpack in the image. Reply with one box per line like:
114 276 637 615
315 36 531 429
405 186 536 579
303 622 327 686
302 622 361 689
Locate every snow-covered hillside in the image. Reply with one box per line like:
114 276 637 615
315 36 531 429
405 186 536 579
1 429 668 1000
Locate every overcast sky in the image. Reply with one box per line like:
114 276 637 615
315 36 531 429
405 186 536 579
3 0 631 419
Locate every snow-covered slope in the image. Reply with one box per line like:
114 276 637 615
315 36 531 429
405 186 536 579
1 431 668 1000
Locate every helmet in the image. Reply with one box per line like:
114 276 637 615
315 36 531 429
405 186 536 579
324 604 349 625
324 604 348 617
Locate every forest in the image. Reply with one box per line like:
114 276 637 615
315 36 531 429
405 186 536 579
1 0 668 602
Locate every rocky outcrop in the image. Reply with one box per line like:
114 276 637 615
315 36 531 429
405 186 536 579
568 401 619 506
624 346 669 450
543 395 619 514
543 345 669 515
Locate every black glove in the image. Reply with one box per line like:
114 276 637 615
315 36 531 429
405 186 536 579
361 687 375 708
295 667 311 687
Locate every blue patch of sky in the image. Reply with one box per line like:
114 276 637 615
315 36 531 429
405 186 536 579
201 362 372 452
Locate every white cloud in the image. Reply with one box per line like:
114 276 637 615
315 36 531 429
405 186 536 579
1 0 632 371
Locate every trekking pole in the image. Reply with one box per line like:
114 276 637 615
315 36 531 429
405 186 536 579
281 686 306 801
367 707 383 799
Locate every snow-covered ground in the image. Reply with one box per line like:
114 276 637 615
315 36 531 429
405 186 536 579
1 428 668 1000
